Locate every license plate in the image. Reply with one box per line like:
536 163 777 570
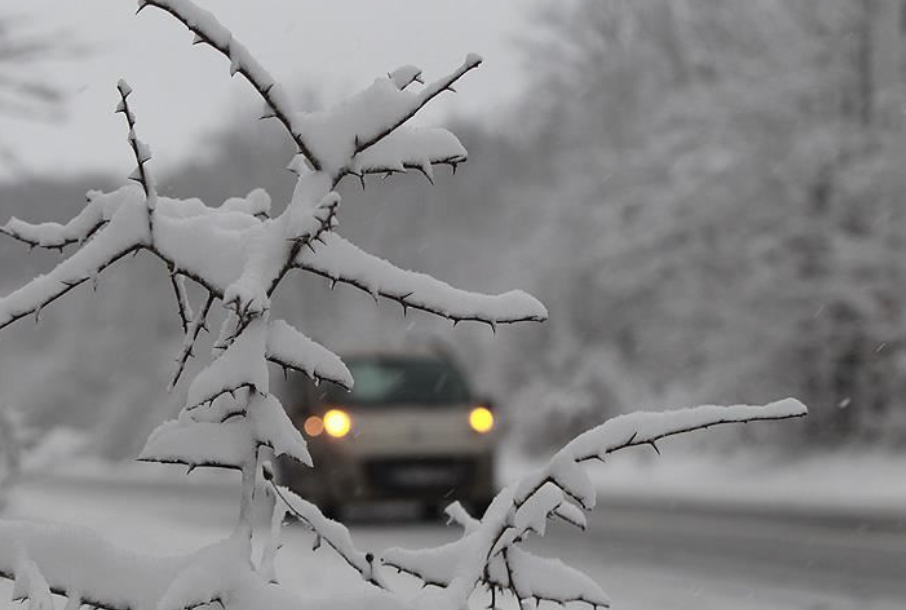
386 464 461 487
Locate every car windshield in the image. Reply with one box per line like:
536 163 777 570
324 358 472 406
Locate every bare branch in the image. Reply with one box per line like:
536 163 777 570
169 291 216 389
169 273 192 335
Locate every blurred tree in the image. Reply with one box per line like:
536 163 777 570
0 12 84 167
511 0 906 448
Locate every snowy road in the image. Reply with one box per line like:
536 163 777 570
4 476 905 610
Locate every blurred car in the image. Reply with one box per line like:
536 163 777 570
277 348 497 518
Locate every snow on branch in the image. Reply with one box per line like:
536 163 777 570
251 393 311 466
1 206 104 252
157 537 248 610
265 319 353 390
0 520 185 610
294 233 548 327
296 55 481 175
0 185 144 251
0 5 805 610
185 318 268 410
382 400 807 610
346 126 468 184
0 200 150 332
349 55 482 157
140 419 255 471
138 0 322 170
268 481 386 589
115 80 156 207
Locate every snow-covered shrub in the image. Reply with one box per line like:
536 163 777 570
0 2 806 609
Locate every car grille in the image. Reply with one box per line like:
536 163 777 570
364 457 475 492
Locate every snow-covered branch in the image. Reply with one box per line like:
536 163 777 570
349 54 482 159
268 481 386 589
115 80 156 207
0 200 150 332
265 320 353 390
137 0 322 170
0 4 809 610
345 126 468 184
383 400 807 610
294 233 548 328
0 520 185 610
292 55 481 177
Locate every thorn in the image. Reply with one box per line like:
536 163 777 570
359 174 366 191
330 278 338 290
416 164 435 185
451 162 458 175
649 441 661 456
192 32 205 45
186 464 196 475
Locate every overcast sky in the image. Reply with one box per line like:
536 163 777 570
3 0 538 181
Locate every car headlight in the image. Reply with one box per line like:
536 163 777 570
303 415 324 437
323 409 352 438
469 406 494 434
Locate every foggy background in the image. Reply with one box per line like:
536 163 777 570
3 0 906 461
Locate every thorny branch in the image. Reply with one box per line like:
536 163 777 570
350 54 483 159
137 0 322 171
169 291 216 389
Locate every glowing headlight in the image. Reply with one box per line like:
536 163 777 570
303 415 324 437
323 409 352 438
469 406 494 434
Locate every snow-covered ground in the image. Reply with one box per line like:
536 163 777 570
5 431 906 610
4 463 904 610
503 446 906 522
21 436 906 521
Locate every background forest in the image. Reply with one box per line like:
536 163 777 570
3 0 906 459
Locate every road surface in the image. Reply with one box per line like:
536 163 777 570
3 475 904 610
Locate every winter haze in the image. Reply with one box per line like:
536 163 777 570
0 2 904 610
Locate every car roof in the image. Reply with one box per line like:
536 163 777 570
339 344 456 362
